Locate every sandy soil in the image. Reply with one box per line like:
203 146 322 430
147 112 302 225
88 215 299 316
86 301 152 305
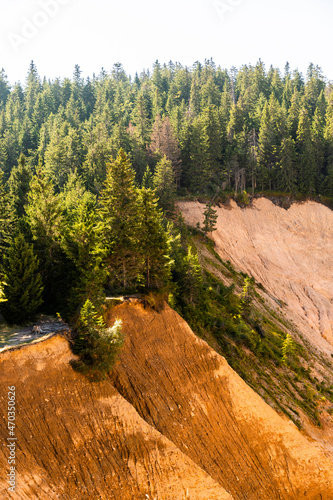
2 263 333 498
177 198 333 356
0 335 232 500
108 302 333 500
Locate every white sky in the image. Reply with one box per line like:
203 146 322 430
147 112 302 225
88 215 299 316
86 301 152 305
0 0 332 85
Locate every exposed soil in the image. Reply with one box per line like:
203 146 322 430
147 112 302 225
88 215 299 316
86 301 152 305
1 301 333 498
177 198 333 356
108 302 333 500
0 335 232 500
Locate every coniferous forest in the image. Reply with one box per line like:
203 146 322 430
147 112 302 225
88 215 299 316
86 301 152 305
1 58 333 325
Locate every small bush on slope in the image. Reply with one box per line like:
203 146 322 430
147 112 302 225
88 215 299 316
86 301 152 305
72 299 124 381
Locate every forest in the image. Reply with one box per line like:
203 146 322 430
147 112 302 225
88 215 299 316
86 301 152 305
0 58 332 325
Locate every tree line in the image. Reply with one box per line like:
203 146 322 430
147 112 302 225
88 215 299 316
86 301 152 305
1 57 332 322
1 59 333 197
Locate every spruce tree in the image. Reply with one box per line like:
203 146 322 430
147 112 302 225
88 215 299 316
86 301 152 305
296 107 315 194
138 187 171 290
142 165 154 189
202 203 218 235
153 155 176 214
26 167 68 311
61 173 106 312
150 116 182 185
73 299 124 380
1 233 43 324
0 171 13 274
99 149 142 291
323 91 333 195
8 153 32 222
277 137 297 193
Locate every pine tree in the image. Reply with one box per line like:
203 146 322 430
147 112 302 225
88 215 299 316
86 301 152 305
99 149 142 291
150 115 182 185
82 121 112 192
0 171 12 273
142 165 154 189
296 107 315 194
281 334 295 366
73 299 124 380
138 187 170 290
26 167 68 311
287 89 301 140
131 88 151 145
8 153 32 221
24 61 41 118
323 90 333 195
61 173 106 312
153 155 176 214
277 137 297 193
1 233 43 324
311 91 326 190
179 247 203 307
0 69 10 109
202 203 218 235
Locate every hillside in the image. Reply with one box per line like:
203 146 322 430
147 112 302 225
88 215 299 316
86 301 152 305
177 197 333 442
1 302 333 499
178 198 333 354
0 334 231 500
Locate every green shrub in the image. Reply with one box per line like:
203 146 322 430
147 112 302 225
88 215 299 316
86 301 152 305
73 299 124 380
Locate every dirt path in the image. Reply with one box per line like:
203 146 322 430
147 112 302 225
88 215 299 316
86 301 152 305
0 318 68 351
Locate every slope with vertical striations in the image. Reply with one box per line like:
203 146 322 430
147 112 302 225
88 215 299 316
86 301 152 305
108 301 333 500
177 198 333 355
0 334 233 500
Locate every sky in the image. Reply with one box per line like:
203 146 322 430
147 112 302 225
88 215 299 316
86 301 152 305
0 0 333 85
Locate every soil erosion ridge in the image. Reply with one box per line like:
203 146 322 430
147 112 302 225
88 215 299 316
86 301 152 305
1 302 333 498
178 198 333 355
0 333 231 500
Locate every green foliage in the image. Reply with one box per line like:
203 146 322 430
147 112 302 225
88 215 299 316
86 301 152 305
99 149 141 291
138 187 171 289
73 299 124 380
236 190 250 206
153 155 176 214
8 153 32 221
281 334 295 366
202 203 218 234
141 165 154 189
1 233 43 323
1 60 333 200
0 171 13 272
170 228 333 427
61 173 106 314
26 167 70 312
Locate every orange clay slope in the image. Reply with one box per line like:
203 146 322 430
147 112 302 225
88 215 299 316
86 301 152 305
1 298 333 499
0 334 232 500
108 301 333 500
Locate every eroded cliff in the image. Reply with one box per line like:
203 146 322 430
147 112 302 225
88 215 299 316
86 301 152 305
1 299 333 499
178 198 333 355
0 335 232 500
